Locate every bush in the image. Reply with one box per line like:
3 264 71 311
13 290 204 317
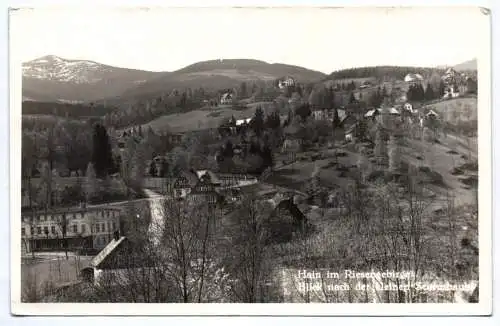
461 176 478 187
460 161 478 171
418 166 431 173
367 170 385 182
451 167 465 175
428 171 445 186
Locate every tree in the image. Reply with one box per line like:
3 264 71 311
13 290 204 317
250 106 265 136
424 83 435 101
388 135 402 172
438 80 446 98
374 126 388 169
332 108 341 128
158 198 222 302
91 124 114 178
265 110 281 130
226 197 272 302
56 212 70 260
349 92 356 104
149 160 157 177
295 103 311 122
84 162 98 203
240 82 247 98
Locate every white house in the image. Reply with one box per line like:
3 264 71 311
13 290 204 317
220 92 234 105
426 109 439 119
404 73 423 84
279 76 295 89
235 118 252 126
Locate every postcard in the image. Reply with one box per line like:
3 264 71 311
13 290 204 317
9 5 492 316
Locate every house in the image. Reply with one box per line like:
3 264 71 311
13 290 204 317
312 109 329 121
266 196 308 243
443 86 460 99
90 234 156 285
425 109 439 119
404 103 413 112
188 176 219 205
220 92 234 105
404 73 423 84
364 109 380 118
172 171 199 198
339 114 357 130
344 123 359 142
235 118 252 126
278 76 295 89
194 170 221 187
21 205 122 254
442 67 458 85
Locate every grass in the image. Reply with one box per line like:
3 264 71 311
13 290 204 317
143 106 258 133
424 97 478 123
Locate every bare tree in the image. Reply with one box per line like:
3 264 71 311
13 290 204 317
56 212 70 260
226 196 272 302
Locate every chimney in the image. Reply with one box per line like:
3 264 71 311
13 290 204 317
113 230 120 241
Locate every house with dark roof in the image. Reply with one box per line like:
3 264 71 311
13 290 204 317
90 233 155 285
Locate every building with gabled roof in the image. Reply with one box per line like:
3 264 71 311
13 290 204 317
90 233 156 285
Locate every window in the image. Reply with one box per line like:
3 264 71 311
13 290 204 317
40 215 45 221
102 223 106 232
106 211 110 218
96 224 100 233
73 225 78 233
81 224 86 233
21 228 25 236
43 226 48 235
51 226 56 234
107 222 111 232
112 222 116 230
73 213 76 220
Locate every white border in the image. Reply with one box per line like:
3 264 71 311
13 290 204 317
7 3 493 317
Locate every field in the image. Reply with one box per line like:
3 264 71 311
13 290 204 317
142 102 273 133
423 97 478 123
21 254 92 302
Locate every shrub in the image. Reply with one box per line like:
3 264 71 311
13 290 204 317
418 166 431 173
428 171 445 186
460 161 478 171
367 170 385 182
461 176 478 187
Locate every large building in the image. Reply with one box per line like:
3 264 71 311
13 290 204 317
21 205 122 254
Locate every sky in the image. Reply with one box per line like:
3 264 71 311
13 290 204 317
9 6 488 74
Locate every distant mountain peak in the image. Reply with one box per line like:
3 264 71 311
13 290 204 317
22 54 164 102
453 58 477 71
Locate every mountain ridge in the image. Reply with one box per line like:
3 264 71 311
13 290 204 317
22 55 326 103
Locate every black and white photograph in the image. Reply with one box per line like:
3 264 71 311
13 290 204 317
9 5 492 315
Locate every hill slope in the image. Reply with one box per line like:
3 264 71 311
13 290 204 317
112 59 326 101
22 55 166 102
453 59 477 71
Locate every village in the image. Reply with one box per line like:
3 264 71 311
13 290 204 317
20 61 479 304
